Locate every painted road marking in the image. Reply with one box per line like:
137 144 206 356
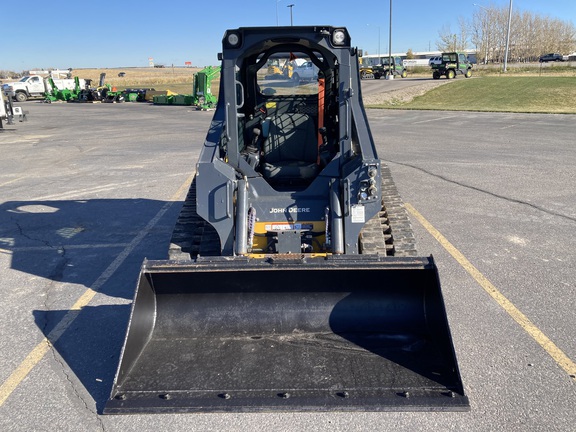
1 243 130 253
406 203 576 380
412 115 459 125
0 174 194 407
0 177 26 188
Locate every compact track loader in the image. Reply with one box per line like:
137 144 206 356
105 26 468 414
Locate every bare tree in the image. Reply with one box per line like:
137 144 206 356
437 21 469 52
457 17 470 51
470 5 575 63
437 25 456 52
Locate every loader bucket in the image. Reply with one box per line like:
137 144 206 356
104 256 468 413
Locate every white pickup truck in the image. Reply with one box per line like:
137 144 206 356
2 75 85 102
291 61 319 83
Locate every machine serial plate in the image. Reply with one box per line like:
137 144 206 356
265 223 314 231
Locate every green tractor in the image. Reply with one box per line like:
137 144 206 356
432 52 472 79
192 66 220 110
44 76 81 102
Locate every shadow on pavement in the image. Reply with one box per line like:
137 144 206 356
33 305 131 413
0 198 181 299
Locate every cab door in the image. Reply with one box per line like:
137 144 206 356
27 76 44 93
458 53 468 70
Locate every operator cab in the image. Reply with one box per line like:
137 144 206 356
233 45 340 190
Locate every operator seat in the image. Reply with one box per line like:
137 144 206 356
261 112 320 183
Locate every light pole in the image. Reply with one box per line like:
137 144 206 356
287 4 294 26
503 0 513 72
276 0 282 26
387 0 393 80
378 26 381 59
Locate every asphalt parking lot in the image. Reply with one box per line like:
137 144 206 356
360 76 441 95
0 101 575 431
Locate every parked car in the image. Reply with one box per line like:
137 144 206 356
539 53 564 62
428 56 442 66
291 61 318 83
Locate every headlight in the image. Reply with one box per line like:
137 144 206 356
332 29 347 46
224 31 242 48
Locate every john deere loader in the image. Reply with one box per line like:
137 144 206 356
105 26 468 413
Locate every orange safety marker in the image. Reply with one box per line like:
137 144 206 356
317 78 325 165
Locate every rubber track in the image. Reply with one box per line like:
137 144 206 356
168 176 221 260
359 163 417 257
170 163 416 259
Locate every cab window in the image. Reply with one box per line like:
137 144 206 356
256 52 319 96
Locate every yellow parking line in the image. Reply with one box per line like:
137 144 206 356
0 342 52 406
5 244 131 252
0 177 25 188
406 203 576 380
0 174 194 407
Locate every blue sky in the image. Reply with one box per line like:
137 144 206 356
2 0 575 71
